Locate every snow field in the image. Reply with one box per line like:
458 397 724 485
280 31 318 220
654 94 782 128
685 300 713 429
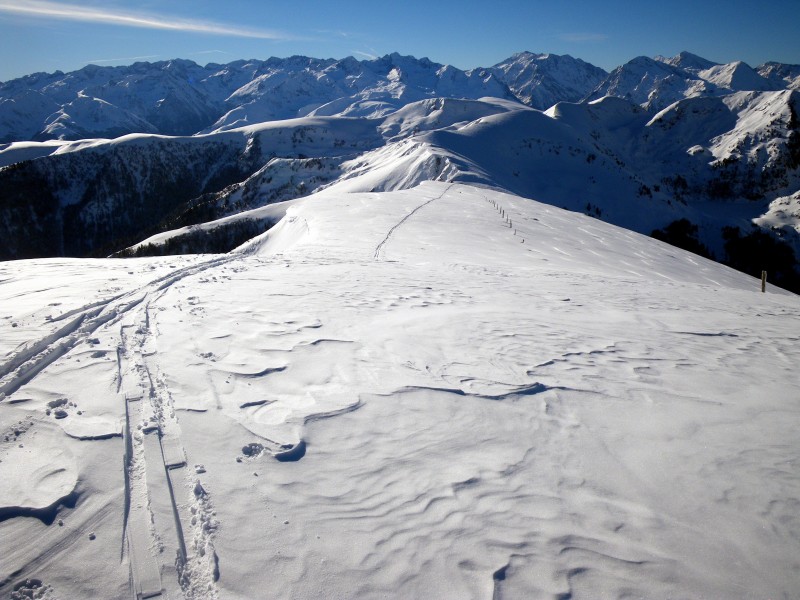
0 183 798 598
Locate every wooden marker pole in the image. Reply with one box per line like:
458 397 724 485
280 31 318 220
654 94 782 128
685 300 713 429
761 270 767 293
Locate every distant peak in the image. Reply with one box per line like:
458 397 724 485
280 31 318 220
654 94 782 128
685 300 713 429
622 55 664 70
385 52 416 62
656 51 718 72
369 53 439 73
164 58 197 67
514 51 547 59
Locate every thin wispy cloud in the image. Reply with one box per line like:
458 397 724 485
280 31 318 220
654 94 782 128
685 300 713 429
0 0 293 39
557 32 609 43
352 50 378 60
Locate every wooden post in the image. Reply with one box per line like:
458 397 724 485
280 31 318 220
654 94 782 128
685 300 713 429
761 270 767 293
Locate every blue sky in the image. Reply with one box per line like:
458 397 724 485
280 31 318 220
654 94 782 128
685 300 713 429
1 0 798 82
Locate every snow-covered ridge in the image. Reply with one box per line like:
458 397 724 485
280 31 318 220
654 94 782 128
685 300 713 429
2 87 800 291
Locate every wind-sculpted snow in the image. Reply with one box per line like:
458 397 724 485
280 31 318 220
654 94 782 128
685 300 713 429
0 419 78 524
0 183 798 598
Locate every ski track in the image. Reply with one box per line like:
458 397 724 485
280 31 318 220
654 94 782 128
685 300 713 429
0 253 234 599
373 183 454 260
0 255 234 400
116 268 224 599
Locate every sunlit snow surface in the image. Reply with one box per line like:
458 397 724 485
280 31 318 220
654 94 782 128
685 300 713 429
1 183 798 599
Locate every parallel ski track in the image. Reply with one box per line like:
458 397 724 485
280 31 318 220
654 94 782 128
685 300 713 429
0 254 235 400
0 253 237 596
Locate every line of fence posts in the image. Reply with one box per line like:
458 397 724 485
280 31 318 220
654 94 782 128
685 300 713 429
487 196 524 243
488 197 768 276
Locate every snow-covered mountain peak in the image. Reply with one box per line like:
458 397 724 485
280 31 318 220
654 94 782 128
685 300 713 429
2 49 800 293
0 53 527 141
655 51 719 73
588 51 790 111
585 56 691 109
508 50 549 62
489 51 607 109
699 60 774 91
757 61 800 90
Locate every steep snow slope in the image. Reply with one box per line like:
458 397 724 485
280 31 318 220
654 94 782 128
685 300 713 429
0 89 59 141
593 56 719 110
40 94 159 140
699 61 774 92
418 106 679 232
542 92 800 256
0 183 797 599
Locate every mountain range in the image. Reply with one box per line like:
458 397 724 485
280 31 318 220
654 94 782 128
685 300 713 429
1 51 799 292
2 50 797 142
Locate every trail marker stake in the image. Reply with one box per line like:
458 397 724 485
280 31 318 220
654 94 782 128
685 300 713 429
761 270 767 293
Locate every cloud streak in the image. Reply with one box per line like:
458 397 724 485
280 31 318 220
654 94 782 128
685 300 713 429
0 0 292 39
351 50 378 60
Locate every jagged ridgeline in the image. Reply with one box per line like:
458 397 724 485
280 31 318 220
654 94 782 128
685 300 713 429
1 52 799 291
